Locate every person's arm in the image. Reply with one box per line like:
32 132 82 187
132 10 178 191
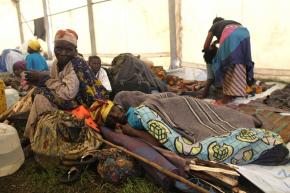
45 64 80 100
203 32 214 51
118 123 162 147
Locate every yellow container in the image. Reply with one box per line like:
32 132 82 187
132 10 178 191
0 79 7 114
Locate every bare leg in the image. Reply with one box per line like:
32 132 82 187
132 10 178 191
221 95 234 104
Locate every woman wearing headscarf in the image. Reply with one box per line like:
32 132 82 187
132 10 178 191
16 29 112 176
203 17 255 104
25 39 49 71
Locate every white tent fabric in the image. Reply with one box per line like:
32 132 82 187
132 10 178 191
0 0 290 79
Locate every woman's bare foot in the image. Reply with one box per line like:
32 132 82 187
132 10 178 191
214 95 234 105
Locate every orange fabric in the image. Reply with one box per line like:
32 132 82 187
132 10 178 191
69 105 100 132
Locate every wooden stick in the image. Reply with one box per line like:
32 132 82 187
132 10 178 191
190 170 238 190
189 164 239 176
190 172 225 193
98 137 210 193
190 158 237 171
206 171 238 188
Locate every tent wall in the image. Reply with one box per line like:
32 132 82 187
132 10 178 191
6 0 170 67
0 1 21 51
92 0 170 66
1 0 290 81
182 0 290 72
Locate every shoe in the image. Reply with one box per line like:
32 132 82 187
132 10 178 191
59 166 82 184
20 137 30 148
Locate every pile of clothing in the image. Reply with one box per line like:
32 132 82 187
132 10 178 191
264 84 290 111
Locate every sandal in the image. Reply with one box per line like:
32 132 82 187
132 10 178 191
59 154 96 184
59 166 82 184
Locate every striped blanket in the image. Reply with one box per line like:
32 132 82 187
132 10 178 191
143 96 256 143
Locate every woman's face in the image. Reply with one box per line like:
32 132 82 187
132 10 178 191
54 40 77 67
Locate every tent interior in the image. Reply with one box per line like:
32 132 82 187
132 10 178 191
0 1 289 193
1 0 290 81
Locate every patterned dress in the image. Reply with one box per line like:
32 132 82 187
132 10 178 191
33 57 109 110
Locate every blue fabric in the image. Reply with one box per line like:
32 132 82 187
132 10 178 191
0 49 10 72
126 106 284 165
126 107 144 130
25 53 48 71
212 27 254 86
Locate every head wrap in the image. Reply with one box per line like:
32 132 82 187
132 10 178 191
13 61 26 71
55 29 78 46
90 100 114 124
28 39 41 51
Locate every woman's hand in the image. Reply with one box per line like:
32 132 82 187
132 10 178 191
24 71 50 86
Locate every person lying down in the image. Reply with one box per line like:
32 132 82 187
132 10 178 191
97 91 289 166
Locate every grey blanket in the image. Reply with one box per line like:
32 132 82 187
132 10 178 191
115 91 256 143
114 91 178 111
108 53 168 93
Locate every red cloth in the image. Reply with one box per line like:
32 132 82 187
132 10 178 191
69 105 100 132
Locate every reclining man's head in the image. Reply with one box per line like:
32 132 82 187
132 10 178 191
105 104 127 129
90 100 127 129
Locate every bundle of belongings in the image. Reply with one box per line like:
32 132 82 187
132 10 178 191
0 49 24 73
263 83 290 111
106 53 168 98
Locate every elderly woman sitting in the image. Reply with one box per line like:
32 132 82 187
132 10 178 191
22 29 109 166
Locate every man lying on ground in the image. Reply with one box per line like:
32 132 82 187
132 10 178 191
94 91 289 166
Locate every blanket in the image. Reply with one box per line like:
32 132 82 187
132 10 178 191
143 96 256 143
108 53 168 97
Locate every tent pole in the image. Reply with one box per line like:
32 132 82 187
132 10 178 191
42 0 53 60
168 0 181 69
87 0 97 56
13 0 24 44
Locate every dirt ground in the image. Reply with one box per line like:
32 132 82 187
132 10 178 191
0 156 174 193
0 155 265 193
